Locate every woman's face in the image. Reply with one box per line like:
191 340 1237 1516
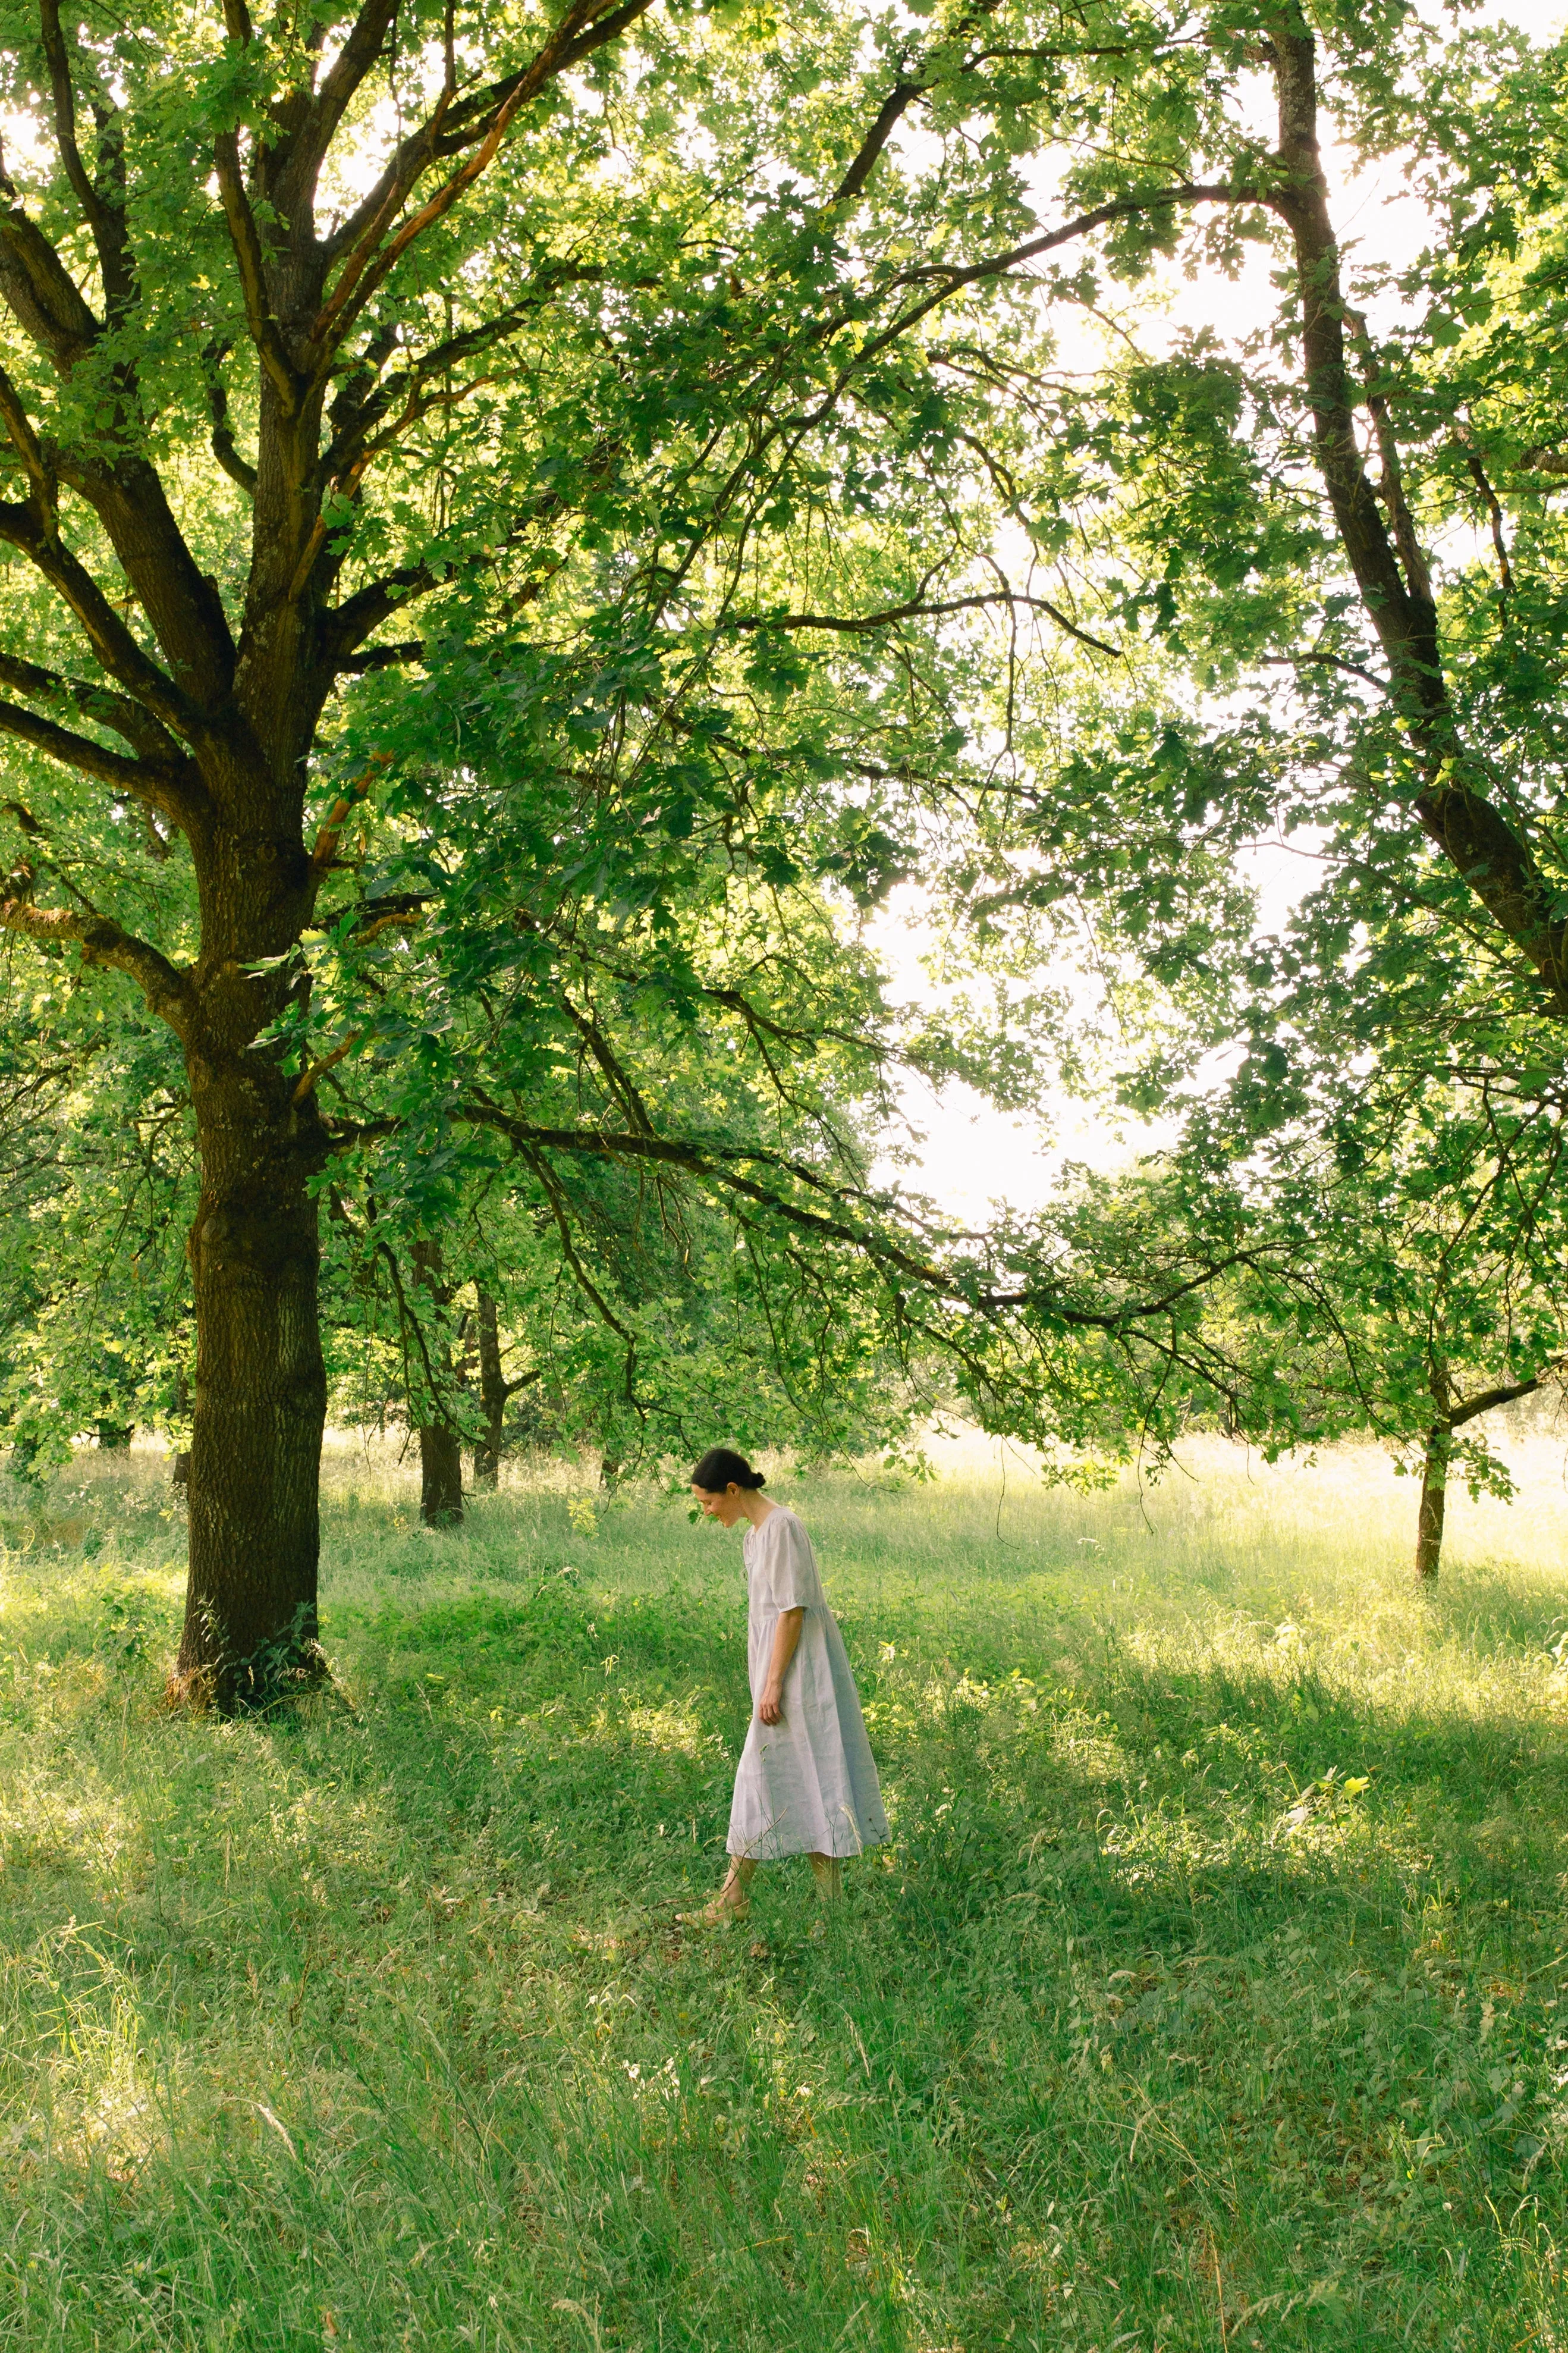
693 1482 746 1528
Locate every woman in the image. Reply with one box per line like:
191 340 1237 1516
683 1447 887 1924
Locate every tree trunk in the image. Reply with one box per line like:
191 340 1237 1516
420 1422 464 1523
1415 1423 1450 1581
174 1044 328 1708
475 1287 505 1489
413 1240 463 1526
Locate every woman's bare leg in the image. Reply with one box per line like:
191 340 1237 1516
809 1853 842 1900
681 1856 756 1925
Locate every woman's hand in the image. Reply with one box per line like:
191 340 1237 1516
758 1606 804 1724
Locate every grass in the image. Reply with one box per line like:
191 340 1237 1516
2 1429 1568 2351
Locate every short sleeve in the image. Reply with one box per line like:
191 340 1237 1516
757 1510 825 1611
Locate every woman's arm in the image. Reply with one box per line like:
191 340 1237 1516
759 1607 805 1724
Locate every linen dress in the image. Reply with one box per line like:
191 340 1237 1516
727 1505 888 1861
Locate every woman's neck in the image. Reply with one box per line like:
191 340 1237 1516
739 1490 777 1530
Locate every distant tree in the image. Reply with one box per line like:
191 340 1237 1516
1159 1062 1566 1579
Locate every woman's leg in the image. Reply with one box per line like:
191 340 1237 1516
809 1853 842 1900
682 1855 756 1925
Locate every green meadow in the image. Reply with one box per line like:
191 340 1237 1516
2 1434 1567 2351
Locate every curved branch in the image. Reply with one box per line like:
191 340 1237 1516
455 1094 1277 1329
0 692 193 813
37 0 137 322
0 866 192 1034
0 649 180 763
309 0 654 367
204 344 257 497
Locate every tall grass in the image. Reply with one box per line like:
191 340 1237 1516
2 1432 1567 2349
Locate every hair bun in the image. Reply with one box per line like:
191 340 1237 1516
692 1446 765 1494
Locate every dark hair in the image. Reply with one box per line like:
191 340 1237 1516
691 1447 765 1493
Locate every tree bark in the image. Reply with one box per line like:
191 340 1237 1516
1415 1424 1450 1581
420 1421 464 1524
174 1040 328 1706
414 1240 463 1526
475 1286 505 1489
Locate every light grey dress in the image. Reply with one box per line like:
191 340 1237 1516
727 1505 888 1861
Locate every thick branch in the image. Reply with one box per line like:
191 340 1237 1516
212 131 300 407
0 190 99 368
0 649 181 763
1264 5 1568 1012
322 564 441 666
831 83 924 206
1447 1358 1565 1430
0 692 190 810
291 0 402 196
0 498 206 752
37 0 137 322
0 177 231 694
335 639 424 674
0 868 192 1034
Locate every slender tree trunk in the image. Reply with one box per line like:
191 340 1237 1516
174 1042 328 1707
475 1287 505 1489
1415 1423 1450 1581
1415 1357 1454 1583
413 1240 463 1526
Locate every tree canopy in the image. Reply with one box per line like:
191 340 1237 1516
0 0 1564 1691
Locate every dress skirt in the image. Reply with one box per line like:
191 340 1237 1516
727 1505 888 1861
